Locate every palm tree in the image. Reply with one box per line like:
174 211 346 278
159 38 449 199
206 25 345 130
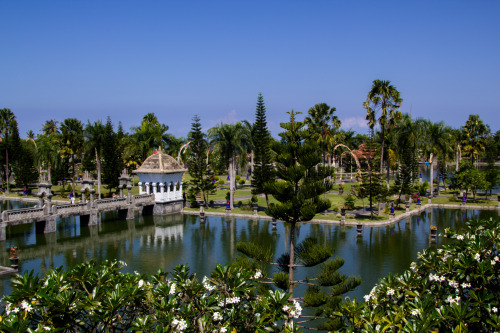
421 120 454 196
304 103 340 166
84 120 106 199
0 108 18 193
460 114 490 167
35 134 60 183
364 80 402 184
26 130 36 141
42 119 59 135
208 122 251 209
390 114 421 202
130 113 172 162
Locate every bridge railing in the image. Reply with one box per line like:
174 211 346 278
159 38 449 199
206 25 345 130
95 197 128 209
52 202 89 215
133 194 155 205
1 206 45 222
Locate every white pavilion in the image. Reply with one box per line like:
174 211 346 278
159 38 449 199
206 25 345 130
133 148 187 215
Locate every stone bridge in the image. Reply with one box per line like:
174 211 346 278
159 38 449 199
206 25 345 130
0 193 156 241
0 214 184 268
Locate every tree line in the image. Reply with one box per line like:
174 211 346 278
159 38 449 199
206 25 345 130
1 80 499 203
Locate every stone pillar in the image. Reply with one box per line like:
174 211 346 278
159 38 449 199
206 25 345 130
119 185 124 198
152 183 157 195
44 216 57 233
179 182 183 200
145 182 150 195
38 193 44 207
340 208 346 223
252 203 258 216
406 201 410 213
46 194 53 214
81 191 86 203
356 224 363 235
127 185 132 204
166 182 171 201
138 182 143 195
0 223 6 241
90 189 95 209
88 211 99 225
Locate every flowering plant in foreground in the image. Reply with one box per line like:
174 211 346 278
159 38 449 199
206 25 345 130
0 261 301 332
341 218 500 332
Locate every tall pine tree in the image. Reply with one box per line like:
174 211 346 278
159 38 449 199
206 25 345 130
187 115 215 207
251 93 274 208
238 111 360 331
102 117 122 192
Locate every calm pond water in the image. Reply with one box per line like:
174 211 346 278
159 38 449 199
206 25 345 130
1 199 499 300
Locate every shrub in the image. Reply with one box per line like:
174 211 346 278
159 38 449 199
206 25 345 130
237 200 243 206
235 175 241 181
219 179 225 185
0 261 293 332
342 218 500 332
238 179 245 185
344 195 355 210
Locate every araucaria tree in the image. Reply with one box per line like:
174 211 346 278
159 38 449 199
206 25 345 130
60 118 84 194
102 117 123 192
187 115 215 207
251 93 274 208
238 111 360 331
364 79 402 184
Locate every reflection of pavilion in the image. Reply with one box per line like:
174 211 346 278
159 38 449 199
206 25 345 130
142 224 184 247
133 148 187 215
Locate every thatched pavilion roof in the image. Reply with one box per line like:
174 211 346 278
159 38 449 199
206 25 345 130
133 148 186 174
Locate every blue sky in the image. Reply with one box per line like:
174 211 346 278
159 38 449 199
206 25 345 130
2 1 499 138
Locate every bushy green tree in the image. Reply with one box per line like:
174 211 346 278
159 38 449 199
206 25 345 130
451 161 488 200
460 114 490 163
357 170 386 219
0 108 21 192
13 139 39 189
